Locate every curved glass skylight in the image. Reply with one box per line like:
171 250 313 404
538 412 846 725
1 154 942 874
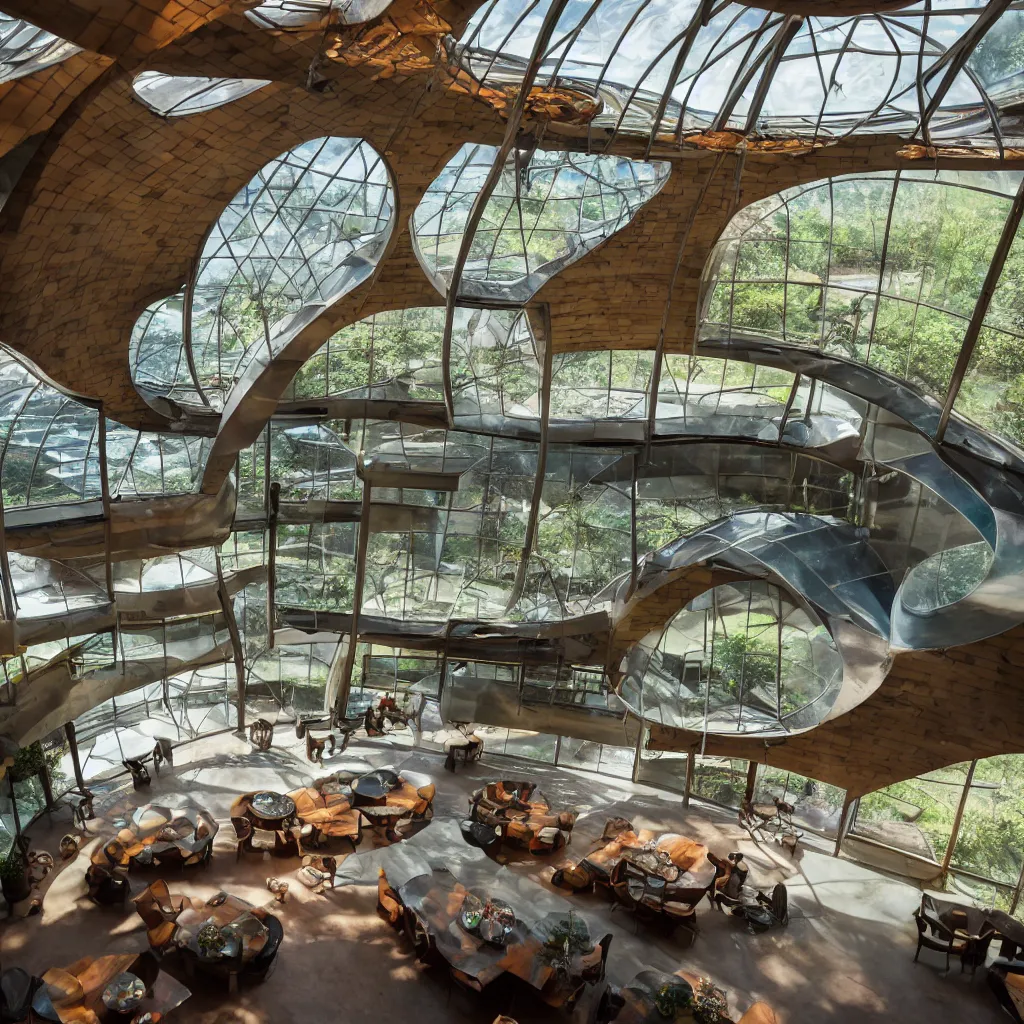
130 137 395 413
0 14 80 86
10 554 107 620
412 143 670 302
104 426 209 498
285 307 448 405
129 293 201 413
623 580 844 736
132 73 271 117
246 0 392 31
702 169 1024 450
456 1 1024 145
0 344 101 511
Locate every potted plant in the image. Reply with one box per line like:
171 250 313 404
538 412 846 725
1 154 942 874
0 847 30 905
8 742 45 784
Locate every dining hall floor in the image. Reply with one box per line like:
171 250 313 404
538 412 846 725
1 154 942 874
0 730 1006 1023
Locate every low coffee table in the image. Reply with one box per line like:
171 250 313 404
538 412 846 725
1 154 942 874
249 791 296 824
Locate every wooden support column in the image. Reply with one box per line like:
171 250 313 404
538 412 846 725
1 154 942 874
336 476 372 720
940 760 977 879
643 153 725 462
97 411 115 604
216 551 246 733
65 722 85 792
744 760 758 807
505 305 552 614
683 750 695 809
267 481 279 650
8 773 20 837
626 451 638 600
0 470 14 627
833 792 856 857
38 764 54 812
1009 852 1024 915
631 722 644 783
439 0 572 423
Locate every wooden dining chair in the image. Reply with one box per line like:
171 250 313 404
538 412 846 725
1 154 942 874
580 933 612 982
305 730 336 764
123 759 151 791
231 816 254 861
133 879 184 925
962 923 997 977
914 897 967 972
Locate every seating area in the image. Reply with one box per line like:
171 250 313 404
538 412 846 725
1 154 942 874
0 727 1015 1022
6 1 1024 1021
469 781 577 855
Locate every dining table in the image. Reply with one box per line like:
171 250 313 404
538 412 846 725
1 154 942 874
359 803 414 841
929 893 1024 958
396 870 601 1007
247 791 296 824
35 951 190 1023
173 891 269 964
558 819 715 897
619 838 716 905
348 769 432 820
101 801 218 870
608 967 750 1023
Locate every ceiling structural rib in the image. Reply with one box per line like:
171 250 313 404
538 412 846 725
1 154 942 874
914 0 1012 152
438 0 572 425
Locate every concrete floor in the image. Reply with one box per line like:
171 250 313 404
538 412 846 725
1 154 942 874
0 732 1007 1023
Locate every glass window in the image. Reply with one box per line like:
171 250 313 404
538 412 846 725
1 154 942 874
754 765 846 838
949 755 1024 887
0 14 80 85
703 173 1023 417
853 763 972 865
692 756 748 808
412 143 669 303
625 580 843 737
132 73 271 117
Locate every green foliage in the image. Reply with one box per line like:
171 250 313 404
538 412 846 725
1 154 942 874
534 487 631 607
10 742 45 783
707 174 1024 449
693 760 747 807
857 766 970 862
0 846 25 883
711 632 776 699
540 911 592 961
290 308 446 400
969 17 1024 87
